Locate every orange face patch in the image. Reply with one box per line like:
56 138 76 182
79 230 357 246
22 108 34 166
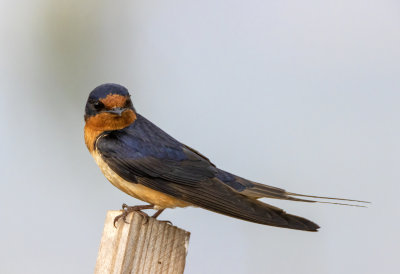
100 94 128 109
84 109 137 151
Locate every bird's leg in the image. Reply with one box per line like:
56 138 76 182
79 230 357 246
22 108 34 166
151 209 165 219
113 203 154 227
151 209 173 225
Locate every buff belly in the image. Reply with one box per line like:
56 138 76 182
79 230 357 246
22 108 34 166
92 150 191 209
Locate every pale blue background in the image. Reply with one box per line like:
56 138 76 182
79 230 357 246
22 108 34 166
1 1 399 273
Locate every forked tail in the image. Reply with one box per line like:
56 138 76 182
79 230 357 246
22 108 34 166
286 192 370 207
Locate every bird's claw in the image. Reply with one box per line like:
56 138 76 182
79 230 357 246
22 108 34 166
113 204 153 228
158 220 173 226
113 211 129 227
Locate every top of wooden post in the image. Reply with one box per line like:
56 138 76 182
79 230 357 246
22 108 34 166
95 210 190 274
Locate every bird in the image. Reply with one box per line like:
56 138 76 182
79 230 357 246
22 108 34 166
84 83 367 232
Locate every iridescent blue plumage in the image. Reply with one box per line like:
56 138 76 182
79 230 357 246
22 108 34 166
98 115 251 192
99 115 185 160
95 113 320 231
97 114 217 184
89 83 129 100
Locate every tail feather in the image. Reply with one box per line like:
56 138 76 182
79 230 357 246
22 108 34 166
139 176 320 231
287 192 370 204
202 197 320 232
238 181 369 207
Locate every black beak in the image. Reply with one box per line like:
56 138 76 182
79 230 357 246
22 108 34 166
105 107 127 116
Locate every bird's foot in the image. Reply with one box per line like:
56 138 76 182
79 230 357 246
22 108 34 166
113 203 154 227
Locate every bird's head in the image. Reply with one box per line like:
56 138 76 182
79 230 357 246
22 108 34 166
84 83 137 131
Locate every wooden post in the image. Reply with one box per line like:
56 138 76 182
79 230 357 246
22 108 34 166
95 211 190 274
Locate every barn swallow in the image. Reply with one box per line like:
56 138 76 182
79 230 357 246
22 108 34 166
84 83 367 231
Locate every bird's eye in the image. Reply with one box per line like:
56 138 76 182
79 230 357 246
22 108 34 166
125 98 132 107
94 101 105 110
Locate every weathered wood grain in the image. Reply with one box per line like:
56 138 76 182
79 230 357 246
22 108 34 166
95 211 190 274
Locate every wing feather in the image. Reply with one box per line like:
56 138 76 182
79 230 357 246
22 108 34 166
96 114 319 231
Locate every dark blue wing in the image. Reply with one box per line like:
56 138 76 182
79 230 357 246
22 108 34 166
97 114 218 184
95 114 319 231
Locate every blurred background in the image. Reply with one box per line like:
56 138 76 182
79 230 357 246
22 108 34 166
1 0 399 273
